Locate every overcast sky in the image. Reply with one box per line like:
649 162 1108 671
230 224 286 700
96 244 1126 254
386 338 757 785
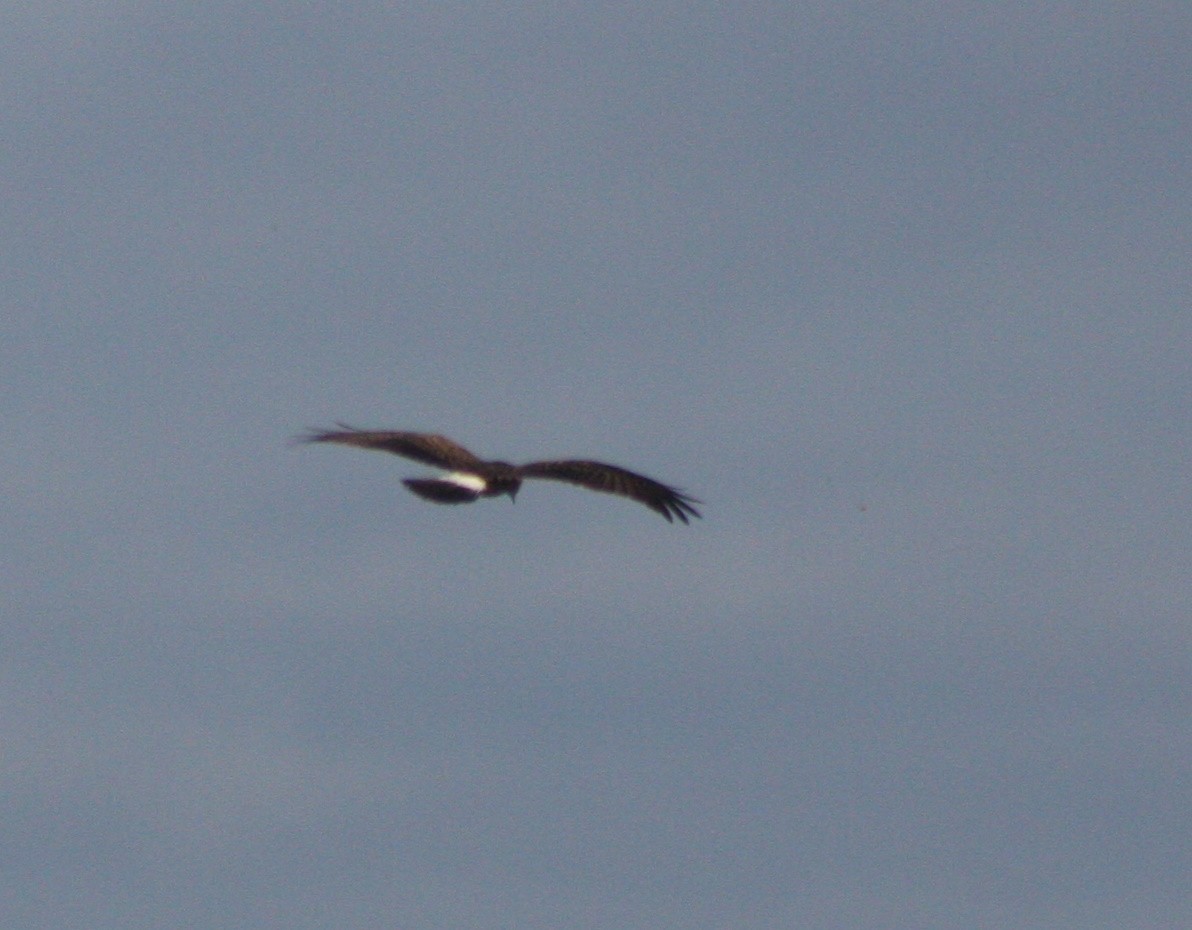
3 3 1189 928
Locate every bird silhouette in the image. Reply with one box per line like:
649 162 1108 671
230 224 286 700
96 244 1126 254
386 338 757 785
299 424 701 524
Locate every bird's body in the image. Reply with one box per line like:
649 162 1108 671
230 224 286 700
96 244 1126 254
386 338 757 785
299 425 700 523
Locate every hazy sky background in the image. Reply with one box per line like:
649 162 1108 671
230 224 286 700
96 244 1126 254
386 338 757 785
4 3 1189 928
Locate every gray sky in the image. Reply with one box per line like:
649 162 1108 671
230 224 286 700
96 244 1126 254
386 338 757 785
4 3 1189 928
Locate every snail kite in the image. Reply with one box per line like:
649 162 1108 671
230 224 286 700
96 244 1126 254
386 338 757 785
299 424 701 524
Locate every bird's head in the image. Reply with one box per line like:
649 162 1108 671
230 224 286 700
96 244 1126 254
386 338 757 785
483 463 520 502
481 467 520 502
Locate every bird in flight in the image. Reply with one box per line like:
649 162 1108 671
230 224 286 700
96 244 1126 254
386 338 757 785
299 424 701 524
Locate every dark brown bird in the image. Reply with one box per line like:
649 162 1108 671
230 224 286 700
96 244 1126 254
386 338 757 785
299 424 701 524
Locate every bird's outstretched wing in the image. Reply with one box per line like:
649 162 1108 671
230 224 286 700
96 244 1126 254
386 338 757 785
518 460 701 523
299 424 484 470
